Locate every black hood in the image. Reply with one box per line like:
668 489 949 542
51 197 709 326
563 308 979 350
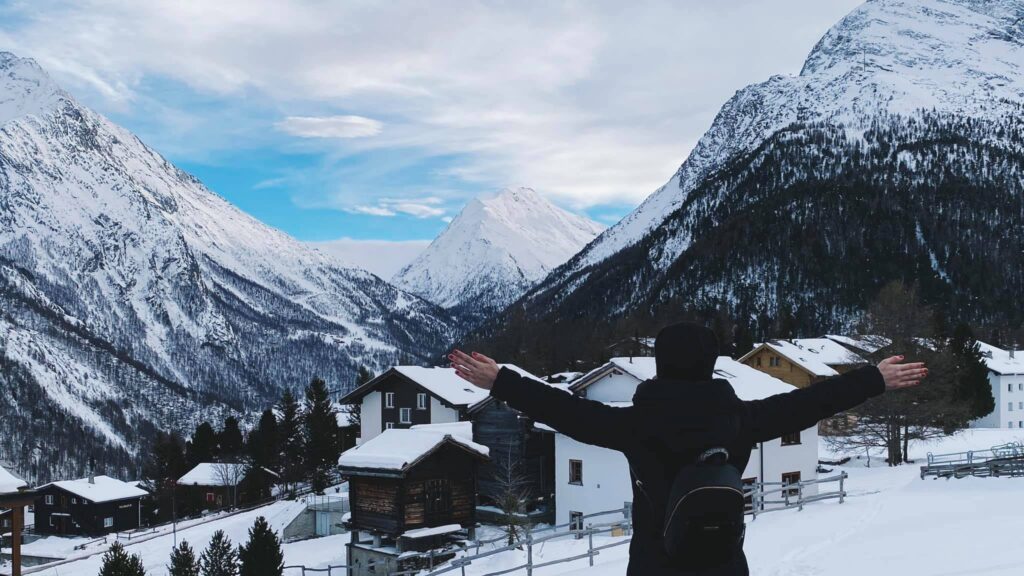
654 322 719 380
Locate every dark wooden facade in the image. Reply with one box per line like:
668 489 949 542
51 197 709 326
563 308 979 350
33 485 141 536
374 374 442 430
470 399 555 510
344 442 484 537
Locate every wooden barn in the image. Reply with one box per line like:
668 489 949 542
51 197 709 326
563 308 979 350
33 475 147 536
340 423 488 576
739 338 870 389
468 391 557 518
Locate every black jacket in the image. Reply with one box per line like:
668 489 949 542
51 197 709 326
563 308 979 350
490 363 884 575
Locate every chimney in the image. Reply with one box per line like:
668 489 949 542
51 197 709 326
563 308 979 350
88 456 96 484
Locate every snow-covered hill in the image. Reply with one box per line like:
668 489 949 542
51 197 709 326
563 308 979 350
474 0 1024 368
392 187 602 325
0 52 454 482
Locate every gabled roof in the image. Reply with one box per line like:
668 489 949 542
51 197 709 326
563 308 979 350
570 357 656 393
739 340 843 377
0 464 28 494
977 341 1024 375
338 427 489 476
824 334 891 354
38 475 147 503
178 463 247 487
340 364 545 411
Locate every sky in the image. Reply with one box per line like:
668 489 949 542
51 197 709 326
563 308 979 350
0 0 863 246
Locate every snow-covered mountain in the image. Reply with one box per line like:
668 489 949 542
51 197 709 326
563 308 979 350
0 52 454 482
473 0 1024 371
392 187 603 324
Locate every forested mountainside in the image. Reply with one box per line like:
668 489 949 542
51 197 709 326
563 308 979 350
467 0 1024 373
0 52 454 482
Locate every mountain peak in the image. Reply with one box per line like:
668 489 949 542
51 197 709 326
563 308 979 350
0 52 67 125
392 187 603 323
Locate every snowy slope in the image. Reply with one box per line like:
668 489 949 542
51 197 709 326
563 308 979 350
549 0 1024 277
392 187 602 323
0 52 454 481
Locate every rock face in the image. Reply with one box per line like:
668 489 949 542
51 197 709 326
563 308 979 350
392 187 603 326
473 0 1024 372
0 52 454 482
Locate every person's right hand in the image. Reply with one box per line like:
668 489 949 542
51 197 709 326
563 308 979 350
877 356 927 390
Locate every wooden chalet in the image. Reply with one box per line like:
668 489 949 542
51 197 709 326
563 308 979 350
1 464 35 576
340 424 488 576
33 475 147 536
739 338 870 389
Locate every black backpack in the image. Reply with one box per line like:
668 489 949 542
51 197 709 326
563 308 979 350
662 447 746 571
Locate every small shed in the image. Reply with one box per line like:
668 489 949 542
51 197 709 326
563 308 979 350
33 475 147 536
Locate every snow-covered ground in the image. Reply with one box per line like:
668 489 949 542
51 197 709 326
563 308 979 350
9 430 1024 576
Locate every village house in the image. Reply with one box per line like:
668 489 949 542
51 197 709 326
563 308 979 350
1 464 35 576
545 356 819 527
739 338 871 389
178 462 248 512
972 342 1024 429
340 422 488 576
33 475 147 536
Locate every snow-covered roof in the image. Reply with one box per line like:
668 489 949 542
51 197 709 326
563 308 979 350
39 475 147 503
977 342 1024 375
339 428 489 473
178 463 248 486
747 341 841 377
0 464 28 494
824 335 891 354
345 364 545 410
570 356 796 404
410 421 474 443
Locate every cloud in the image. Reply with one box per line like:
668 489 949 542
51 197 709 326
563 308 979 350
275 115 382 139
347 196 446 219
0 0 864 210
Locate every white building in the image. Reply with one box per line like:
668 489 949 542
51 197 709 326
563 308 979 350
972 342 1024 429
546 356 818 526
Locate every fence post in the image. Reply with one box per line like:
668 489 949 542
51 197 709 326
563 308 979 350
798 482 804 511
429 548 435 570
526 532 533 576
588 524 594 567
839 472 846 504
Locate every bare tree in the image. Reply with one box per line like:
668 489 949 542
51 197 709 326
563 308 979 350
491 447 533 546
212 462 247 508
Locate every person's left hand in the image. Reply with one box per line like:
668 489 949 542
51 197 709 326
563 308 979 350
450 350 499 390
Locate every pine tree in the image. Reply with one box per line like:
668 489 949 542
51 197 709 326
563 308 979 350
303 378 340 493
219 417 244 461
187 422 218 467
238 517 284 576
276 390 304 492
168 541 201 576
951 323 996 420
356 365 374 387
200 530 239 576
99 542 146 576
244 409 280 500
142 432 187 523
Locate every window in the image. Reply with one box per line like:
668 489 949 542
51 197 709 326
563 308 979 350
742 478 757 511
781 471 801 497
417 393 427 410
569 459 583 485
569 511 584 531
756 357 762 367
769 356 780 367
206 492 215 503
400 407 412 424
425 479 451 514
781 431 801 446
385 392 395 408
45 495 54 505
1019 383 1023 391
1010 384 1014 393
103 517 114 529
71 497 77 504
1010 402 1014 412
385 422 395 430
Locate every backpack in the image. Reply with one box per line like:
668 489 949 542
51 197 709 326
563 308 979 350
662 447 746 571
